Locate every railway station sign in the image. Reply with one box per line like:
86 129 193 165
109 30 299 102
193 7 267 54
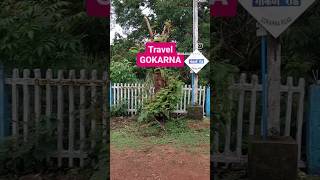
239 0 316 38
185 50 209 74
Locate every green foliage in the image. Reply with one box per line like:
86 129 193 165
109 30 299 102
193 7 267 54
165 119 189 134
211 62 238 128
0 117 56 176
137 123 163 137
89 146 108 180
0 0 108 69
137 77 183 124
110 58 137 83
111 100 128 117
283 55 312 78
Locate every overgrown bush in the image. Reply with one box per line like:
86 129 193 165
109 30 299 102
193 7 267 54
211 62 238 128
138 77 183 126
110 58 137 83
89 144 108 180
0 117 56 176
111 100 128 117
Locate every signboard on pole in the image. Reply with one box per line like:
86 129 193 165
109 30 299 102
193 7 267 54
185 50 209 74
238 0 315 38
210 0 238 17
86 0 110 17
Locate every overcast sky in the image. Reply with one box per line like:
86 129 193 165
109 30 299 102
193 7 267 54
110 4 152 44
110 6 126 44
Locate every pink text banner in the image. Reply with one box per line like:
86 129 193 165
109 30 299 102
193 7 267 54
137 42 185 68
86 0 110 17
210 0 238 17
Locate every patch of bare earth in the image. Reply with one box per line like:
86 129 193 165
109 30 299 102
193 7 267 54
111 145 210 180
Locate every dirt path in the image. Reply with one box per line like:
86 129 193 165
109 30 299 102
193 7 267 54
111 145 210 180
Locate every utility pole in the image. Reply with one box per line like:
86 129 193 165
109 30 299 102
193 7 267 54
192 0 199 105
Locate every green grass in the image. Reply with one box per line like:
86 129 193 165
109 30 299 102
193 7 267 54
111 119 210 152
111 129 146 150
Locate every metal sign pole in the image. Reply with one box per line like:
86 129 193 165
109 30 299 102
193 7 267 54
261 36 268 139
257 23 268 139
192 0 199 106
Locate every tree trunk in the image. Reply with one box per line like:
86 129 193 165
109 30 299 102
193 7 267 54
153 69 166 93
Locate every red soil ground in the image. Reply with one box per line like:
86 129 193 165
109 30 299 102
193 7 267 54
111 145 210 180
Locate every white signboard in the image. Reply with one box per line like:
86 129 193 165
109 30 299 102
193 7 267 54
239 0 315 38
185 50 209 74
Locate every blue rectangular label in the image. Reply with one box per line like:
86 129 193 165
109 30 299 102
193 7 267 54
189 59 204 64
253 0 301 7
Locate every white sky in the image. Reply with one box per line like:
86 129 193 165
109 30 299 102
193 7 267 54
110 5 126 44
110 4 152 44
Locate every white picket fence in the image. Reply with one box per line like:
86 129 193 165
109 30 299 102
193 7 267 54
110 83 207 116
212 74 306 167
5 69 108 167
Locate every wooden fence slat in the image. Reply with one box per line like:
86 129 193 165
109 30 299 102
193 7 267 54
23 69 30 142
45 69 52 128
184 85 187 111
34 69 41 124
137 84 141 109
249 75 258 135
214 132 219 153
198 86 201 111
297 78 305 161
102 71 108 144
117 83 120 106
57 70 64 167
131 84 134 114
45 69 52 164
91 70 97 148
112 83 116 105
187 85 191 105
178 86 182 111
285 77 293 136
68 70 75 167
124 83 127 113
11 69 19 136
134 83 137 114
79 70 86 167
224 78 234 154
236 74 246 156
120 83 123 105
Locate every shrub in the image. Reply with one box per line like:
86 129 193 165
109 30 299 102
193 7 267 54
110 58 137 83
111 100 128 117
0 117 56 176
138 77 183 125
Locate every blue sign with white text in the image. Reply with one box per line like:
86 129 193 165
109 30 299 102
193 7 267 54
253 0 301 7
189 59 204 64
